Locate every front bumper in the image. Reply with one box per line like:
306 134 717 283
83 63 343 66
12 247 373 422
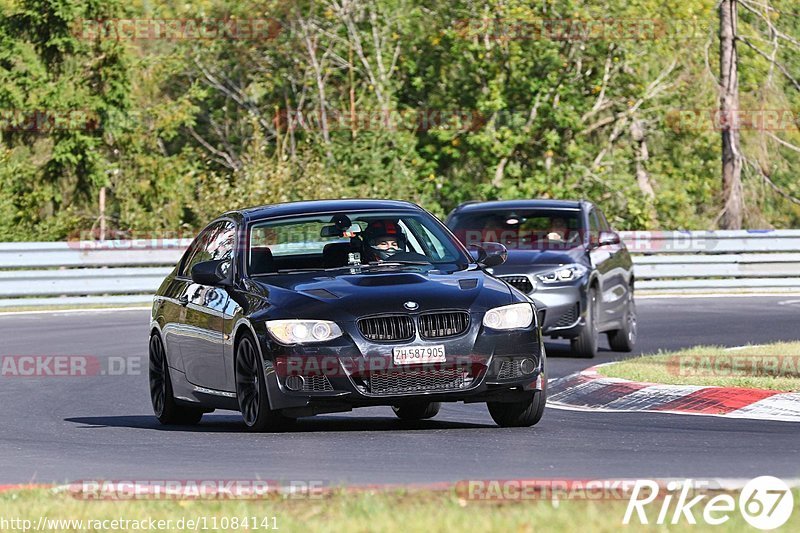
253 317 544 416
497 274 588 337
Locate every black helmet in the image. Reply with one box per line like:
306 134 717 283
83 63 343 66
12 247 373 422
363 220 406 260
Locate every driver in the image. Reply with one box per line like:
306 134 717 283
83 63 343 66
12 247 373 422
363 220 407 261
546 217 568 242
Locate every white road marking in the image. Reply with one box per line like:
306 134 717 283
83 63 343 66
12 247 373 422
638 292 800 299
0 307 150 317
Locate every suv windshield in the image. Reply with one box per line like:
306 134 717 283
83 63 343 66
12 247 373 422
248 210 469 275
448 209 584 250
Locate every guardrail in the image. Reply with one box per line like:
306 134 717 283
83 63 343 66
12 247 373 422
619 230 800 291
0 230 799 307
0 240 189 308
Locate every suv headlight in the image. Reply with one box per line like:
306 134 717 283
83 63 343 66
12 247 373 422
266 320 343 344
536 264 588 283
483 303 534 330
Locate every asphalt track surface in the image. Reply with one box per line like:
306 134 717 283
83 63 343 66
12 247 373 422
1 296 799 485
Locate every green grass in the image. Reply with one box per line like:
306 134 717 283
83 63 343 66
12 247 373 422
2 487 799 532
600 342 800 392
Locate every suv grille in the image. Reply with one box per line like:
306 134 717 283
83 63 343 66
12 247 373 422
369 368 469 395
418 311 470 339
501 275 533 294
358 315 415 342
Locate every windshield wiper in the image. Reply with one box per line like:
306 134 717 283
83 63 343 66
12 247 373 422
276 268 328 274
366 260 431 266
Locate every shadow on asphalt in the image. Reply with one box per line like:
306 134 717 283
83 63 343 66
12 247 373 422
64 415 496 433
543 341 614 358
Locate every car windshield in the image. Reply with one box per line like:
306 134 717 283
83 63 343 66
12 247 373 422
248 210 469 275
448 209 584 250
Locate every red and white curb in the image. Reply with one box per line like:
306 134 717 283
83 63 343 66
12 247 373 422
547 364 800 422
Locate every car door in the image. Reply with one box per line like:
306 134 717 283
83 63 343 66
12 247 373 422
175 220 236 391
595 209 629 323
587 208 614 323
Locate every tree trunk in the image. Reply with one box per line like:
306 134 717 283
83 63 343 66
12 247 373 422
719 0 743 229
630 119 655 199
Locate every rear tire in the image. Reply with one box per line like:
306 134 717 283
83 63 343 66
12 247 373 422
487 388 546 428
235 333 294 432
392 402 441 420
607 296 637 352
571 287 598 358
149 334 204 425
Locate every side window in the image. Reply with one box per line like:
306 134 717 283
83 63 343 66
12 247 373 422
179 221 236 278
588 210 600 245
597 210 611 232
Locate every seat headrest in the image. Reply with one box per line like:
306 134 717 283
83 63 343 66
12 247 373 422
250 247 275 275
322 242 353 268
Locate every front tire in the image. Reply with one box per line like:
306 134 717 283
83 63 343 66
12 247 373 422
487 388 546 428
571 287 599 358
235 333 294 432
607 296 637 352
392 402 441 420
149 334 204 425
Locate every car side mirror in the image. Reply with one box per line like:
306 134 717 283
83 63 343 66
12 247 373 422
469 242 507 268
191 259 230 286
598 231 621 246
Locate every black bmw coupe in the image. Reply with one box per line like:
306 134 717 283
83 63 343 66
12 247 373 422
149 199 546 430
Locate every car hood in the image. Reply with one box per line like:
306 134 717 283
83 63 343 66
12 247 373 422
247 267 514 322
488 247 587 275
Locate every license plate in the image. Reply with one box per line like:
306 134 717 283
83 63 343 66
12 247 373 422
392 345 446 365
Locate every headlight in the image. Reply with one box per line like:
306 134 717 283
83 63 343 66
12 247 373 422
536 264 588 283
266 320 343 344
483 303 534 330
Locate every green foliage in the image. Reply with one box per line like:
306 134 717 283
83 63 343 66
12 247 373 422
0 0 798 241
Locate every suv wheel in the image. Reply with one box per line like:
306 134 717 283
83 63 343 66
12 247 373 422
608 295 637 352
571 287 598 358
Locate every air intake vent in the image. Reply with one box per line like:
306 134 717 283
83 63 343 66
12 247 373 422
418 311 470 339
458 278 479 290
554 303 579 327
497 359 524 380
369 368 469 395
303 288 339 299
358 315 415 342
500 275 533 294
302 374 334 392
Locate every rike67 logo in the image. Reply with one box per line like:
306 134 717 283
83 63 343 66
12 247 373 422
624 476 794 530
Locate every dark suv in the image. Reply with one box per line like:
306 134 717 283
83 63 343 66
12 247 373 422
446 200 636 358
